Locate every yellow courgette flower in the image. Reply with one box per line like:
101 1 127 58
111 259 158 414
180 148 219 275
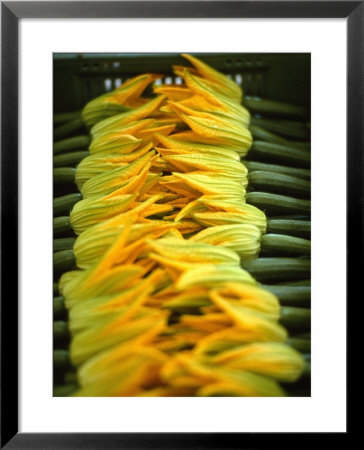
181 54 243 102
147 237 241 266
207 294 287 345
194 325 288 356
211 342 304 382
161 352 284 396
136 124 176 146
81 73 162 128
147 253 203 282
192 203 267 233
74 221 175 269
153 85 192 101
210 283 281 320
178 71 239 107
190 224 261 260
159 176 201 198
91 95 166 137
75 344 168 397
160 287 211 312
70 193 137 234
155 133 240 161
61 263 145 309
176 264 255 291
80 151 154 198
172 172 247 197
171 93 247 121
182 70 249 121
70 310 168 366
89 120 153 154
179 313 232 334
162 153 248 179
163 130 249 155
196 373 285 397
75 142 153 189
137 386 196 397
168 99 250 129
178 113 252 155
68 269 166 335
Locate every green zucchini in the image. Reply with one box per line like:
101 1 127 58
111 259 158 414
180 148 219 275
244 97 309 119
53 135 90 154
274 279 311 287
249 125 289 146
267 215 310 220
289 141 311 151
251 117 310 140
54 349 71 370
54 151 89 168
293 332 311 339
244 161 311 180
303 360 311 378
260 234 310 257
54 193 81 216
54 237 76 252
53 384 78 397
280 307 311 330
53 111 81 125
54 321 70 342
246 192 311 215
241 257 310 283
248 171 310 198
261 284 310 307
54 167 76 184
54 296 67 318
286 388 310 397
266 219 311 239
54 118 84 141
249 125 310 152
247 141 310 168
53 216 71 235
53 250 76 273
64 371 78 384
286 337 311 353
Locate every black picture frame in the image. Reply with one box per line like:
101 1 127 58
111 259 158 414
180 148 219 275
1 1 359 448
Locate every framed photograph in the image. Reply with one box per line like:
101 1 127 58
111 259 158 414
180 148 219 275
2 1 358 448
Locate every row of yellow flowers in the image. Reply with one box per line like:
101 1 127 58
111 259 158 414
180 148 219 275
59 54 304 396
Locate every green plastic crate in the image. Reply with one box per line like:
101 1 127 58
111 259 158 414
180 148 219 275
53 53 310 113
